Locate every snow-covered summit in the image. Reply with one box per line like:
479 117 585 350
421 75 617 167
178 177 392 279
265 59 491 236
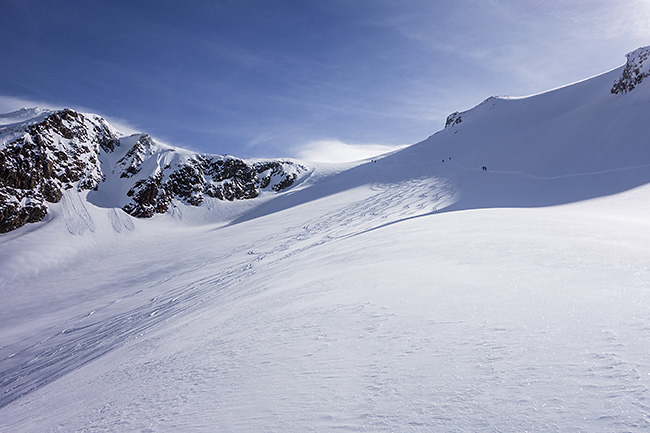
0 107 54 127
411 49 650 212
444 46 650 133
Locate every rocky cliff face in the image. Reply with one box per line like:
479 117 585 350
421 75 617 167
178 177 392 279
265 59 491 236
120 151 306 218
0 109 119 233
0 109 308 233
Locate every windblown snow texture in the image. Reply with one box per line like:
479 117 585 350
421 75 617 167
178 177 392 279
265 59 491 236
1 46 650 432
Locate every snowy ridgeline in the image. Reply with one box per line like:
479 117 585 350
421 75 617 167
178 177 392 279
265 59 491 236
2 41 650 235
1 47 650 432
0 109 309 233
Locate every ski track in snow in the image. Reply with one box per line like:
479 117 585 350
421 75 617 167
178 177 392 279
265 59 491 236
0 177 455 410
108 208 134 233
35 261 650 432
4 170 650 433
0 253 255 408
61 191 96 235
2 163 650 432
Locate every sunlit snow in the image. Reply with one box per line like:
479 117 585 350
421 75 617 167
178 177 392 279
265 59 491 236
2 54 650 432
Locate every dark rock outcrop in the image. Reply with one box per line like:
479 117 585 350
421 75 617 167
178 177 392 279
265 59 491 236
444 112 462 128
123 171 172 218
116 134 155 178
612 46 650 94
121 156 307 217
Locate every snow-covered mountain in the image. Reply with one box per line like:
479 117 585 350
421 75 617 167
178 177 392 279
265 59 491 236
0 109 308 232
1 47 650 432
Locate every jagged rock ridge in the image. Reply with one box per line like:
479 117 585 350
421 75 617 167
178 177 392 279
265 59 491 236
0 109 308 232
121 151 307 218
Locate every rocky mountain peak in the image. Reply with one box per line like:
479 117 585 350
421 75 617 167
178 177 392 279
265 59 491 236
611 45 650 94
0 108 309 233
0 109 120 233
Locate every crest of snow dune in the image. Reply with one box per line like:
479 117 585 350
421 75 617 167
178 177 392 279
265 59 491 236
611 45 650 94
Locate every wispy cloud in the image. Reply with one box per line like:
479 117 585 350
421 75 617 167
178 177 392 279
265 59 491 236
295 139 407 163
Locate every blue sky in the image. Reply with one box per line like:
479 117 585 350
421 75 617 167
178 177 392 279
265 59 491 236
2 0 650 161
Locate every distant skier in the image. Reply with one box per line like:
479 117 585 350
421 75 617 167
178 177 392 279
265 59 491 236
482 166 487 171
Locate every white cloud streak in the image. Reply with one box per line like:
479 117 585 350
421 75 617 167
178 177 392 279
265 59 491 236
296 139 407 163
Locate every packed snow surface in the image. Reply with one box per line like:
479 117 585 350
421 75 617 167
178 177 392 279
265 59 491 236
2 55 650 431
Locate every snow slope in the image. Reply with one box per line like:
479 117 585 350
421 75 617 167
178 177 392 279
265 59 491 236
1 49 650 432
237 62 650 226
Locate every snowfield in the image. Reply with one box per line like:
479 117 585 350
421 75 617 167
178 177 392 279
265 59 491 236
2 51 650 431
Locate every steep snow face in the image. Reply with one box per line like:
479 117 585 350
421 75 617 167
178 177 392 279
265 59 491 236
400 57 650 212
611 45 650 94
